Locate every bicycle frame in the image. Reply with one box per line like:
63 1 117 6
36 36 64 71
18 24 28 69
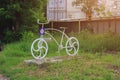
37 19 70 50
45 28 69 49
31 19 79 59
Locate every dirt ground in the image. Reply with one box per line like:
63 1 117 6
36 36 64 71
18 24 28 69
0 74 9 80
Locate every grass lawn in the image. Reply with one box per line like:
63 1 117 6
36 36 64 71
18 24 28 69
0 31 120 80
0 50 120 80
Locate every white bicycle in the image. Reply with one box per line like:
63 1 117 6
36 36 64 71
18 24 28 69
31 20 79 60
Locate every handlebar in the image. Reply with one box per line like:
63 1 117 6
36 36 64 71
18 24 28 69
37 19 50 25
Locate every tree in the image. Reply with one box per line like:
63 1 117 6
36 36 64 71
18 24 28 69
0 0 47 31
0 0 47 43
72 0 108 20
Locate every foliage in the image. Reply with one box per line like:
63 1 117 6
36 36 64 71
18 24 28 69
1 32 36 57
2 29 22 43
72 0 111 19
0 0 47 43
73 30 120 53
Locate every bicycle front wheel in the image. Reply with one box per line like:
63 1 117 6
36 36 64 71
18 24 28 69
66 37 79 56
31 38 48 59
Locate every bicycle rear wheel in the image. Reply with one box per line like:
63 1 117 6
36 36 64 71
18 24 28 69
66 37 79 56
31 38 48 59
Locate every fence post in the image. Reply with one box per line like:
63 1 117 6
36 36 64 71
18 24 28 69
51 21 54 29
78 19 81 32
115 18 117 34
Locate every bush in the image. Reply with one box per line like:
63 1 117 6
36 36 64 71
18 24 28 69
21 31 38 42
3 29 22 43
1 31 38 57
74 30 120 53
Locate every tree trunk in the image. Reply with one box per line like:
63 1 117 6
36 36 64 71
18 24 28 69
15 12 21 31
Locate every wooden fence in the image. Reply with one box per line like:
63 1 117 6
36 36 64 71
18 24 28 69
46 17 120 35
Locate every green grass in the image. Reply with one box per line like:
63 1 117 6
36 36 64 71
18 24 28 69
0 31 120 80
72 30 120 53
0 49 120 80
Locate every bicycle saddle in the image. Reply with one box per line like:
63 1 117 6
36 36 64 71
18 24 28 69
60 27 67 30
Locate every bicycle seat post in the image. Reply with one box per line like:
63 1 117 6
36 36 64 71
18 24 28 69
59 27 67 49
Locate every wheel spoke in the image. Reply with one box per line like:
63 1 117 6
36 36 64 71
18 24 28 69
32 47 40 52
66 37 79 56
38 39 43 48
31 38 48 59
